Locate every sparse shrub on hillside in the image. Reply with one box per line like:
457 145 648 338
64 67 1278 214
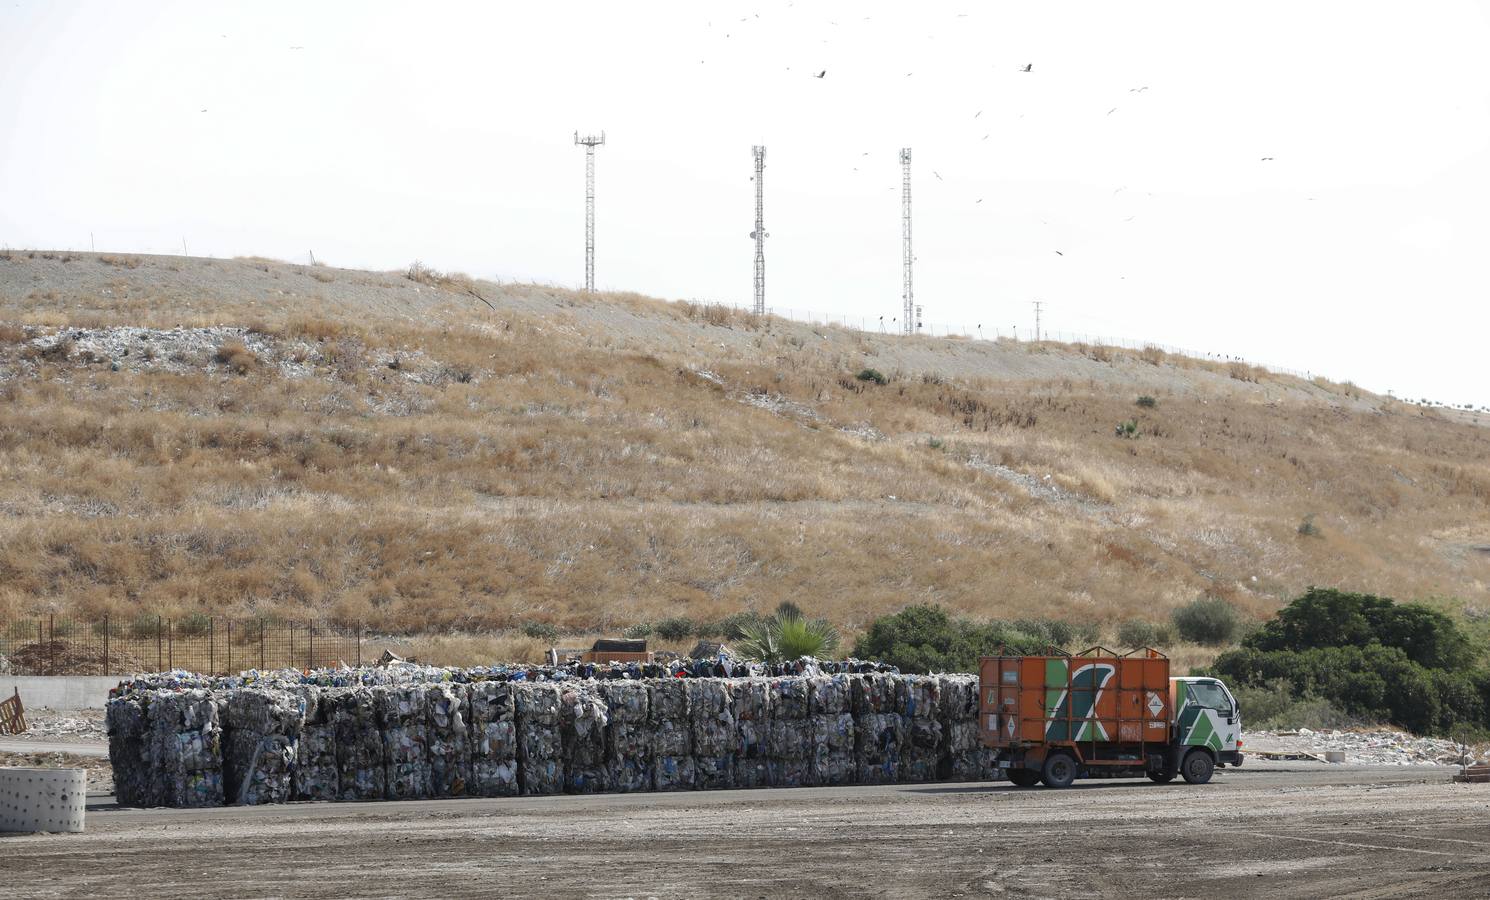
213 339 258 375
98 254 142 269
1171 596 1241 646
1136 395 1157 408
175 612 212 636
521 621 559 642
653 616 695 642
285 316 344 342
1297 515 1321 537
856 368 887 385
309 269 335 283
0 324 26 343
1228 361 1264 383
1117 619 1160 648
1139 346 1166 366
927 437 945 451
1115 419 1139 439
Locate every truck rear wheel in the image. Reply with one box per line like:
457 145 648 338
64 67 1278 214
1007 769 1039 788
1040 753 1078 789
1181 750 1214 785
1147 769 1175 784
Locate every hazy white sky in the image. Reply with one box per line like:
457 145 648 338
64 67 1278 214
3 1 1488 404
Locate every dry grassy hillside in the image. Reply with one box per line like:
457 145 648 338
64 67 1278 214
1 250 1487 639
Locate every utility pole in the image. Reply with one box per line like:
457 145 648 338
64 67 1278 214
900 148 914 334
574 130 606 292
1033 300 1044 342
751 145 768 315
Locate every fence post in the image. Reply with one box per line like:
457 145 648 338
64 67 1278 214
289 623 295 670
226 619 232 675
209 617 215 675
156 615 163 672
48 613 55 676
103 614 110 677
167 618 173 671
308 622 314 671
259 621 265 671
356 623 362 667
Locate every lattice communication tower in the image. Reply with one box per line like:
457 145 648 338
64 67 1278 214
900 148 915 334
751 146 768 315
574 131 606 292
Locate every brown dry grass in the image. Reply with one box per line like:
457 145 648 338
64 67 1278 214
0 253 1486 643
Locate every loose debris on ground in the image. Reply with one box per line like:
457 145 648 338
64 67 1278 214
1246 728 1489 767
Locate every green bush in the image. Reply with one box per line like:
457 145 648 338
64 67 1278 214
1244 587 1474 670
1228 679 1362 731
855 368 888 385
1136 395 1157 408
1171 597 1241 646
732 606 840 662
711 611 767 640
653 617 695 642
521 621 559 642
175 613 212 637
851 604 1044 674
1117 619 1159 648
1115 419 1139 439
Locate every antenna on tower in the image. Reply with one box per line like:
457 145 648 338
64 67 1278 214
900 148 914 334
574 130 606 292
1033 300 1044 342
751 146 768 315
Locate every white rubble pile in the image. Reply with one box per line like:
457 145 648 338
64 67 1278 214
12 708 108 741
1246 729 1489 767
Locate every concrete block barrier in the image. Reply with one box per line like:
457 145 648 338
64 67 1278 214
0 767 86 833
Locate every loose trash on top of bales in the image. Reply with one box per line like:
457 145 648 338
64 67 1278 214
105 658 1007 808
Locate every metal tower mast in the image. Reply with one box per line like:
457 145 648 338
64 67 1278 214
900 148 914 334
751 146 767 315
1033 300 1044 342
574 130 605 292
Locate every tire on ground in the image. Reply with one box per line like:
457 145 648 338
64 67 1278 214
1040 752 1078 789
1181 749 1214 785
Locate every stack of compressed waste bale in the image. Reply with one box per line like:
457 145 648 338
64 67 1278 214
425 683 470 797
731 678 771 788
599 680 651 792
378 685 430 800
899 675 944 782
852 673 904 784
649 679 693 791
689 679 737 790
515 683 563 795
810 674 856 786
467 681 518 796
767 677 814 787
560 682 610 794
291 686 338 801
105 659 1023 809
331 687 385 800
224 688 303 805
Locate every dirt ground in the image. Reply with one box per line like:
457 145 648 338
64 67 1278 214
3 761 1487 899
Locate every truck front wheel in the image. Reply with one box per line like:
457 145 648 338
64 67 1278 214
1181 749 1215 785
1040 753 1078 788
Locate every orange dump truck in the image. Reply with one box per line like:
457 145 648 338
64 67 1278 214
979 648 1244 788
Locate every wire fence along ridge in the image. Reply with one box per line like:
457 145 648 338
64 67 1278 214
0 615 363 676
686 299 1316 382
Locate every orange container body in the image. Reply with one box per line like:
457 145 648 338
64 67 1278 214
979 651 1171 759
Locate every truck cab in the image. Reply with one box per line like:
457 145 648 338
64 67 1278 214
979 650 1245 788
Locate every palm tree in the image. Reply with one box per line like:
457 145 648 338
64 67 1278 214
732 604 839 662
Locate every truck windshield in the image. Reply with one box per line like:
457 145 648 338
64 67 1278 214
1189 682 1231 712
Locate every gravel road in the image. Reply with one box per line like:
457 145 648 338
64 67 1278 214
4 761 1487 899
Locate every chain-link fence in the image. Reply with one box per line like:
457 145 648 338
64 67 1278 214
0 615 364 676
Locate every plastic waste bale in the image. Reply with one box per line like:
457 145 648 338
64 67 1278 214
291 686 339 801
851 673 902 716
808 674 852 716
332 687 386 801
900 675 942 720
695 753 736 790
224 688 302 805
938 675 979 722
769 677 810 720
141 688 225 808
425 683 470 797
688 680 736 789
515 683 564 795
653 753 696 792
467 681 518 797
561 683 611 794
900 716 944 783
648 679 693 791
378 684 431 800
731 679 771 789
811 711 856 786
106 694 154 807
767 756 812 787
600 681 652 793
855 712 904 784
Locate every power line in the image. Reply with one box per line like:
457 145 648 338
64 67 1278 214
900 147 915 334
751 145 768 316
574 130 605 292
